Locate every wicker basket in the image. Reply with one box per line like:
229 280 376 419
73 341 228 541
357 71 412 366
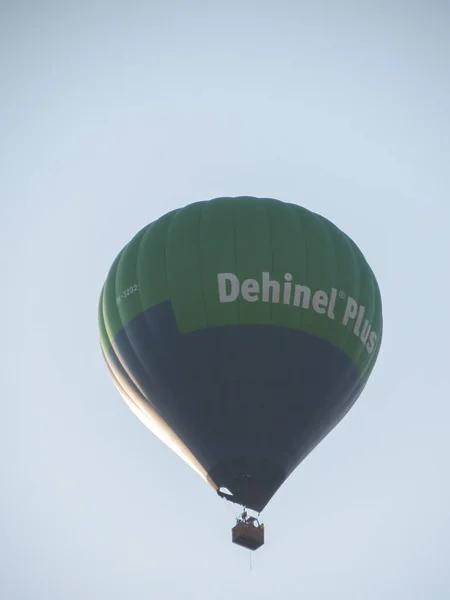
232 521 265 550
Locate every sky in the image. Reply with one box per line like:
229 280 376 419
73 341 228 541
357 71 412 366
1 1 450 598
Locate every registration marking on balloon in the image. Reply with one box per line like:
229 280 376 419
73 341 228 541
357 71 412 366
218 272 377 355
116 283 139 305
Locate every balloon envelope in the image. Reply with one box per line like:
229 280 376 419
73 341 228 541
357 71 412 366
99 197 382 511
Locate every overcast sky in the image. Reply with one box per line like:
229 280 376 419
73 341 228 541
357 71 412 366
2 1 450 599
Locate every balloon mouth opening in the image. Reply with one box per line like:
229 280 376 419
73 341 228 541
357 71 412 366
209 458 285 512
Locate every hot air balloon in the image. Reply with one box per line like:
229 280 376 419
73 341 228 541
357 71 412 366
98 196 382 550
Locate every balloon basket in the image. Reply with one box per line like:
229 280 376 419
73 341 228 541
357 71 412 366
232 516 264 551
